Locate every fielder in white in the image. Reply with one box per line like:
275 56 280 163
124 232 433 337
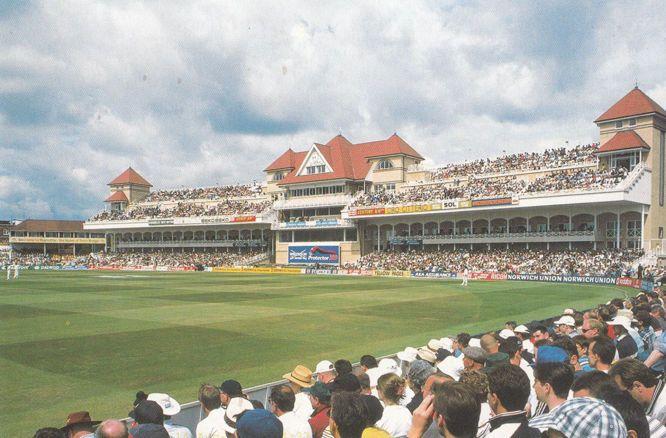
460 267 469 286
6 264 19 280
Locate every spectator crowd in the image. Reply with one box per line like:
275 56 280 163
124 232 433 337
347 249 651 278
34 280 666 438
144 184 262 202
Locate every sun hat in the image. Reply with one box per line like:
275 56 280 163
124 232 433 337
416 348 437 365
426 339 443 352
553 315 576 327
462 346 487 364
315 360 335 374
528 397 626 437
282 365 315 387
222 397 254 434
302 381 331 401
396 347 418 363
236 408 283 438
377 358 402 379
616 309 637 322
608 315 633 331
498 328 515 339
439 337 454 351
61 411 101 431
437 355 464 381
514 324 530 334
147 393 181 416
468 338 481 348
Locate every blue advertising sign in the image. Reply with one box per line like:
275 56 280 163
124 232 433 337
288 245 340 265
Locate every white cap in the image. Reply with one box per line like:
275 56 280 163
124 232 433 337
397 347 418 363
553 315 576 327
439 337 454 351
222 397 254 433
563 308 575 315
469 338 481 348
147 393 180 416
514 325 530 334
315 360 334 374
377 358 402 377
437 356 463 381
499 329 515 339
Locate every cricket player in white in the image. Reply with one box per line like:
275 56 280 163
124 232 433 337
460 267 468 286
13 264 19 279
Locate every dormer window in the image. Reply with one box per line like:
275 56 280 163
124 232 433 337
306 165 327 174
629 118 637 126
377 159 394 170
616 120 623 128
274 172 284 181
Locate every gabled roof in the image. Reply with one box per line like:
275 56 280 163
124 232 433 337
13 219 83 233
595 87 666 123
271 134 424 185
108 167 152 187
105 190 129 202
597 130 651 154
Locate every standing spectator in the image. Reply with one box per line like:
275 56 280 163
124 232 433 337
329 392 368 438
303 382 331 438
589 337 616 373
485 364 540 437
61 411 100 438
147 393 192 438
610 358 666 424
269 385 312 438
375 373 412 437
195 384 226 438
283 365 316 420
528 363 574 429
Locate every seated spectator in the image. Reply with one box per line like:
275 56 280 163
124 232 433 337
195 384 226 438
589 336 616 373
335 359 353 376
360 395 389 437
269 384 312 438
609 317 639 359
459 370 492 437
357 373 371 395
221 397 254 436
146 393 191 438
219 380 244 408
316 361 336 384
553 315 578 338
236 409 283 438
571 370 613 398
485 364 540 437
34 428 66 438
572 335 594 372
283 365 316 420
95 420 129 438
405 360 435 413
609 358 666 424
594 385 651 438
129 400 169 438
302 382 331 438
528 363 575 428
330 392 368 438
461 347 486 371
61 411 100 438
523 397 626 437
532 325 551 343
375 373 412 437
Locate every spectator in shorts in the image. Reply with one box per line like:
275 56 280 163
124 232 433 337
485 364 540 437
610 358 666 424
269 384 312 438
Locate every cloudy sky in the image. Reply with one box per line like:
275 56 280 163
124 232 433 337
1 1 666 220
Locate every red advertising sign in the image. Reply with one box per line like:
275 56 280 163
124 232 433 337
232 216 256 223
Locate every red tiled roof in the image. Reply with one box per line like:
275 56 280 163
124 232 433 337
105 191 129 202
13 219 83 232
595 87 666 123
108 167 152 187
597 130 650 154
273 134 424 185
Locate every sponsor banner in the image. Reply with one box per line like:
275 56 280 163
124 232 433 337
349 201 457 217
288 245 339 265
232 215 256 223
341 268 376 276
350 207 385 216
465 272 508 281
411 271 457 279
507 273 617 284
616 277 641 288
280 219 350 229
305 268 339 275
201 217 232 224
374 269 411 277
61 266 89 270
149 219 174 226
211 266 303 274
471 197 514 208
10 236 106 244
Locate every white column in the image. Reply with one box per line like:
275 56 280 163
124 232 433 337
616 212 621 249
594 214 598 250
641 205 645 249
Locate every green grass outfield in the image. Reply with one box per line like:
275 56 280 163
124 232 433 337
0 270 628 435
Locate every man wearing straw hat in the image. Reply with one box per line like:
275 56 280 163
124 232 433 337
283 365 316 420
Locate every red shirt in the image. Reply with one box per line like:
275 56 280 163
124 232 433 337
309 405 331 438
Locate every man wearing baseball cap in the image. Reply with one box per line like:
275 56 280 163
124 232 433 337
553 315 578 338
302 381 331 438
315 360 336 384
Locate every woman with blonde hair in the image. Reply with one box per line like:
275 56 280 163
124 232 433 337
374 373 412 437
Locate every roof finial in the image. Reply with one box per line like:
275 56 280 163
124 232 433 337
634 79 639 89
338 128 342 136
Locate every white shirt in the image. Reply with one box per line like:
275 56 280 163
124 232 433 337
399 386 415 407
279 411 313 438
293 391 314 420
375 404 412 437
165 420 193 438
196 407 226 438
477 402 491 437
522 338 534 355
